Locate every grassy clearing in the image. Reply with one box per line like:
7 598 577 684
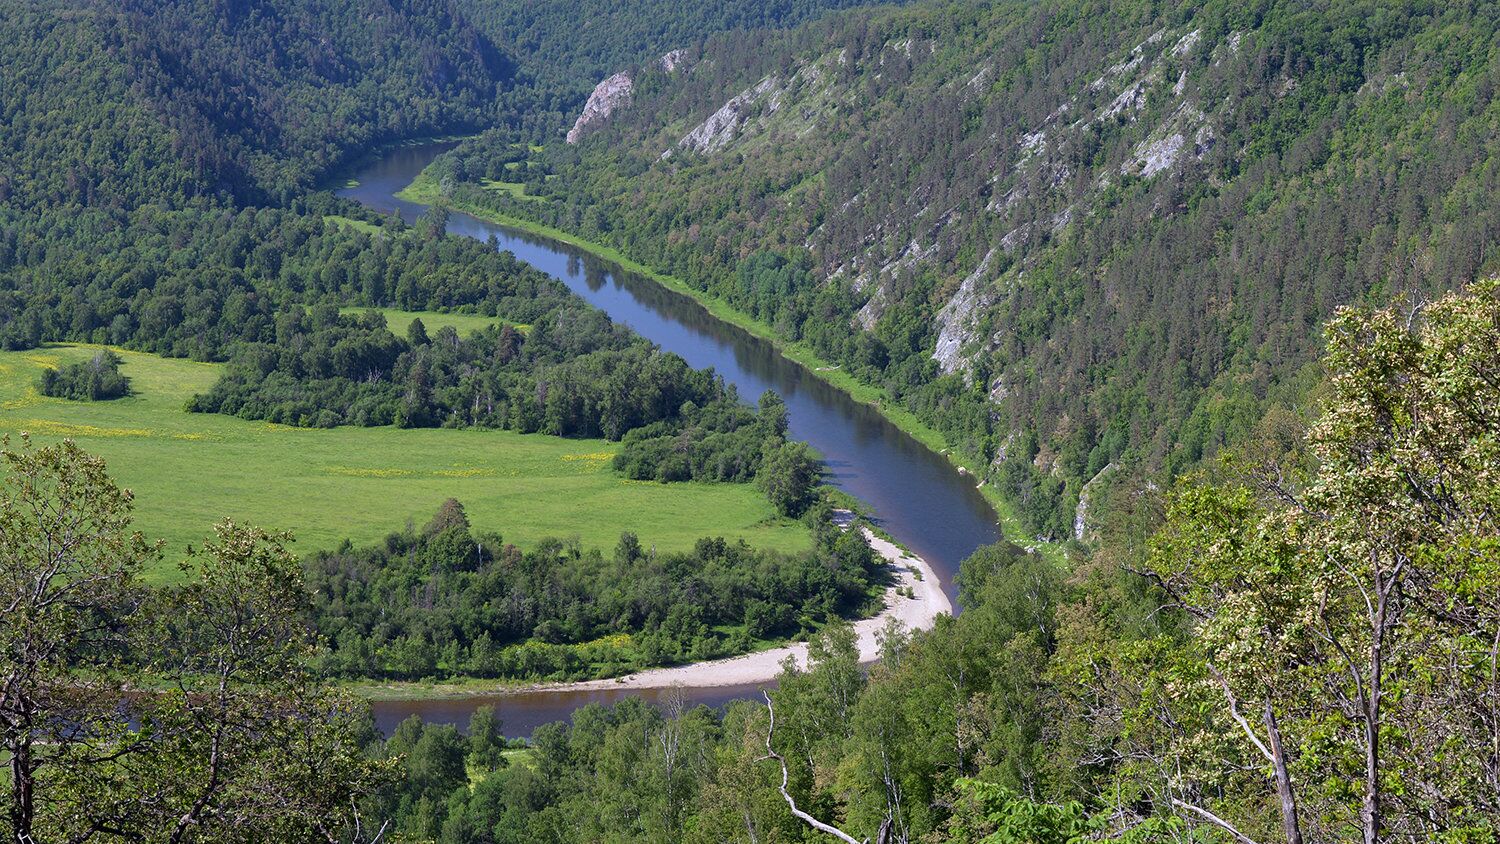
0 345 809 581
479 178 542 202
338 307 529 337
323 214 382 235
397 173 1063 564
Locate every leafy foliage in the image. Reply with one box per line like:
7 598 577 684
0 198 787 465
307 498 881 681
0 0 514 208
757 439 822 517
614 390 791 482
37 350 130 401
441 0 1500 540
366 283 1500 843
1125 281 1500 841
0 437 392 843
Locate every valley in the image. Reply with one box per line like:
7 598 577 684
334 141 996 728
3 0 1498 840
340 142 1004 601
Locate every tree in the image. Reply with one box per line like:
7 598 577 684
758 440 820 517
131 521 396 843
1138 282 1500 842
404 724 469 804
37 350 131 401
424 498 471 536
764 622 864 830
468 706 507 770
0 436 158 843
758 390 790 438
0 439 394 843
407 317 430 346
943 779 1088 844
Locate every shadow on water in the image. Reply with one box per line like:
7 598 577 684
338 141 1003 736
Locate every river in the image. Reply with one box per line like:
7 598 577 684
337 142 1003 736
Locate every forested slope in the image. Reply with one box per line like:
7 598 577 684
453 0 902 135
363 280 1500 844
441 0 1500 540
0 0 513 207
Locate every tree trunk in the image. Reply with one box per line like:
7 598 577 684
10 736 34 844
763 692 863 844
1263 699 1303 844
1362 573 1391 844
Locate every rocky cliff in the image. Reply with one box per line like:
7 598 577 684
566 71 634 144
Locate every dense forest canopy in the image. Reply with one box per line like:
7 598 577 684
3 0 1499 841
0 0 850 507
9 278 1495 840
307 496 881 682
336 282 1500 844
452 0 902 137
0 0 879 208
0 0 517 208
441 0 1500 542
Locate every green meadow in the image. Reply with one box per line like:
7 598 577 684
479 178 543 202
0 345 808 580
322 214 382 236
338 306 527 336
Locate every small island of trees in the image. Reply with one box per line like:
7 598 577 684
36 349 130 401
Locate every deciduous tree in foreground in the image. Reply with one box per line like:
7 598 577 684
1136 282 1500 842
0 436 393 844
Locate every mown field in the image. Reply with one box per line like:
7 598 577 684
0 344 808 580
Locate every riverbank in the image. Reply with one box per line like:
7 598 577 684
562 522 950 689
360 516 950 702
395 172 1061 564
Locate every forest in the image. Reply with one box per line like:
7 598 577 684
0 193 809 512
7 279 1497 841
307 496 879 682
3 0 1500 840
451 0 903 137
438 0 1500 542
412 281 1498 844
0 0 518 208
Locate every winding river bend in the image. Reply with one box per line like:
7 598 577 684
338 142 1003 735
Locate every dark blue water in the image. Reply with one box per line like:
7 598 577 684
339 142 1002 735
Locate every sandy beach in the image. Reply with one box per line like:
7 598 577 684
548 512 952 691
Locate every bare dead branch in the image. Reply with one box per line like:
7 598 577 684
1170 798 1261 844
762 690 863 844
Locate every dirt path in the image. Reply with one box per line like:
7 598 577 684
552 512 952 691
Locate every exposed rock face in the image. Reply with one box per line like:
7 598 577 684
1133 132 1186 178
677 75 782 154
1171 29 1201 57
659 49 686 73
854 286 886 331
932 250 996 375
1074 462 1119 543
1121 104 1214 179
567 72 633 144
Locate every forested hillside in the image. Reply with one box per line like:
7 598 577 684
0 0 514 207
7 281 1497 843
0 0 822 503
336 281 1500 843
438 0 1500 541
453 0 900 135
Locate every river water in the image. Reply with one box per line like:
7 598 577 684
337 142 1002 735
